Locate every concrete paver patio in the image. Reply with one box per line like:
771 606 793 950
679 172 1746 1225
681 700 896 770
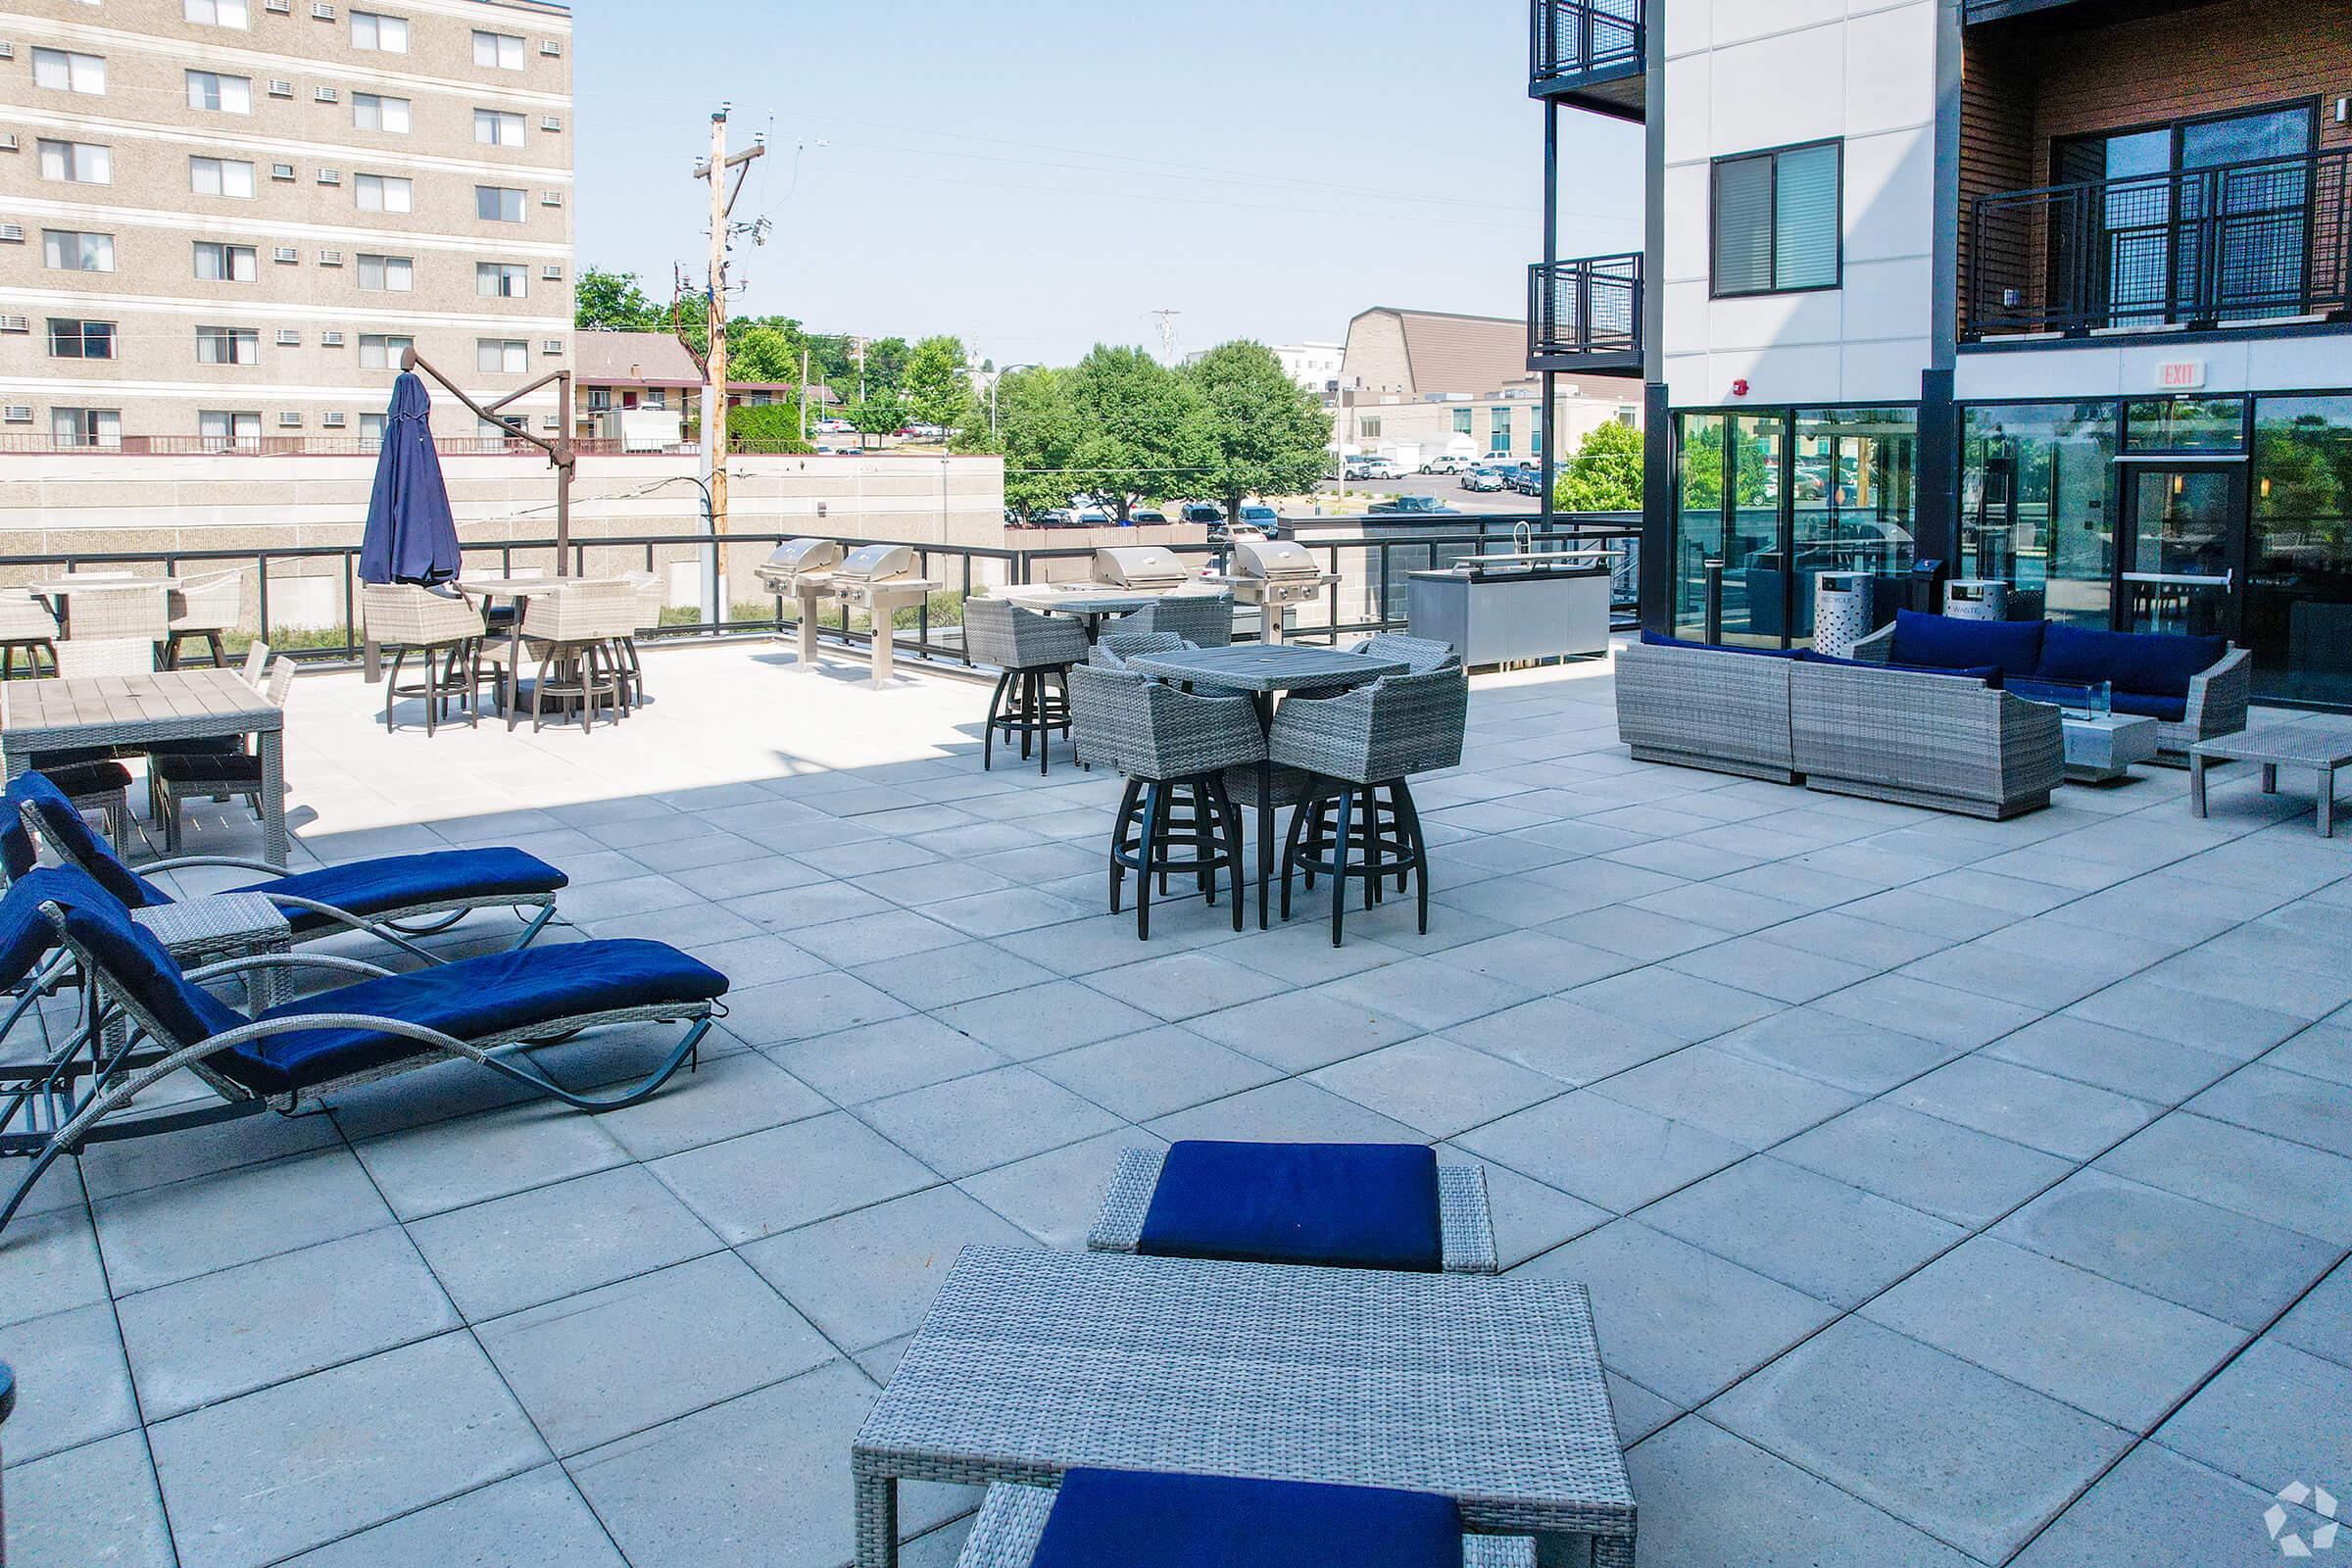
4 637 2349 1567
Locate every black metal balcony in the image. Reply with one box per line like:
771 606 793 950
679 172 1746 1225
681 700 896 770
1530 0 1644 121
1529 254 1642 372
1967 146 2352 339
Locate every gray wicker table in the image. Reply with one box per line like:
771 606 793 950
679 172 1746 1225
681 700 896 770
2191 722 2352 837
990 587 1162 643
1128 645 1408 928
1 668 286 865
854 1245 1634 1568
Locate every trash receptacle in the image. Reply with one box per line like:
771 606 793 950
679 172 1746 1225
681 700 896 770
1945 578 2010 621
1814 572 1877 660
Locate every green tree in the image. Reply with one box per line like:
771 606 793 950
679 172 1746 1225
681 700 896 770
860 336 911 395
1063 345 1215 522
902 335 971 431
1554 418 1644 513
574 266 659 331
725 402 812 453
848 391 910 447
1181 340 1332 520
980 368 1084 519
729 321 804 384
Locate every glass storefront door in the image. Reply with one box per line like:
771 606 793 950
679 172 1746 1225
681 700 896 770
2119 463 2243 639
2248 396 2352 706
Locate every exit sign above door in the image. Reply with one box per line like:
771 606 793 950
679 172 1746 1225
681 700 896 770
2156 361 2208 390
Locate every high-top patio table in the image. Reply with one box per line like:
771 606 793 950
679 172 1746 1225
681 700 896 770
1128 643 1408 927
0 667 286 864
988 585 1163 643
2191 721 2352 837
854 1246 1635 1568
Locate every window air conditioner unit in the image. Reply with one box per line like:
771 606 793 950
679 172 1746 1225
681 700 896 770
1 406 31 423
540 190 562 207
0 43 14 60
266 0 289 11
273 245 299 263
276 328 300 345
278 411 303 426
542 414 560 428
0 224 23 243
538 38 561 55
316 168 340 183
317 248 343 265
321 330 345 346
313 85 338 102
0 134 17 153
0 316 28 334
539 115 561 132
268 78 293 96
323 411 347 427
271 163 296 180
311 2 333 18
541 264 562 279
541 338 561 354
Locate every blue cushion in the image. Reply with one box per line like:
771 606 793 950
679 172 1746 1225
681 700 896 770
1032 1469 1460 1568
1139 1141 1442 1272
4 772 171 908
1888 610 2045 677
2034 622 2225 701
37 871 243 1051
1797 650 2003 686
2111 690 2188 723
0 866 92 993
239 849 566 936
224 939 727 1096
1638 629 1800 659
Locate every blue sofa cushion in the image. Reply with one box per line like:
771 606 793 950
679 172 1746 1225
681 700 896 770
1888 610 2045 677
1139 1141 1442 1272
2035 622 2225 701
223 938 728 1096
1638 629 1800 659
240 849 567 936
38 870 243 1050
4 772 170 908
1797 650 2003 686
1032 1469 1461 1568
2111 690 2189 723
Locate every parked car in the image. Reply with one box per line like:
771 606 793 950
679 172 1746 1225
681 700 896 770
1131 509 1169 524
1505 466 1544 496
816 417 854 434
1236 505 1281 533
1367 495 1459 515
1479 452 1516 467
1031 508 1078 527
1077 510 1114 525
1346 457 1407 481
1420 454 1475 474
1179 503 1225 525
1461 468 1507 492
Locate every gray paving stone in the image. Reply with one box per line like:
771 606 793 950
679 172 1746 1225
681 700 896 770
1567 967 1784 1043
1986 1014 2238 1103
1147 1077 1428 1148
1211 920 1410 986
1315 957 1541 1032
1642 1155 1964 1309
0 1204 108 1330
1778 1102 2073 1229
1623 1415 1978 1568
280 1464 626 1568
1307 1036 1565 1138
1705 1316 2131 1566
1434 1149 1611 1268
1604 1374 1681 1449
1663 934 1881 1004
352 1099 630 1221
2269 1020 2352 1087
1425 928 1637 990
92 1147 396 1296
0 1429 174 1568
2097 1111 2352 1245
650 1111 940 1245
1993 1168 2339 1333
409 1165 720 1320
2186 1062 2352 1159
1545 905 1727 960
1811 973 2043 1051
1587 1045 1860 1150
596 1050 832 1160
1708 1006 1967 1095
2275 1261 2352 1370
931 978 1163 1060
1890 1054 2161 1161
74 1098 343 1201
768 1013 1006 1105
1436 995 1686 1086
1862 1236 2245 1430
1079 950 1292 1022
2010 1442 2324 1568
1519 1221 1836 1406
477 1252 831 1455
2157 1340 2352 1495
1032 1025 1283 1122
957 1129 1168 1250
742 1184 1033 1350
117 1225 458 1421
0 1300 138 1464
855 1066 1121 1180
148 1333 548 1568
1458 1092 1749 1213
2064 976 2310 1059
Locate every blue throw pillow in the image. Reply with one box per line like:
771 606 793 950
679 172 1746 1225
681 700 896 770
1637 629 1799 659
1888 610 2045 677
1797 650 2002 686
2112 690 2189 723
2035 621 2224 700
1139 1141 1443 1272
1032 1470 1461 1568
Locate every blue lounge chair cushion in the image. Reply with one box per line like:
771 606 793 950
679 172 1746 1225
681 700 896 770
1796 649 2002 686
0 867 89 992
224 939 727 1096
2034 621 2225 701
240 849 566 935
1139 1141 1442 1272
2111 690 2189 723
1888 610 2045 677
1033 1469 1460 1568
1637 630 1800 659
4 771 170 908
39 871 244 1049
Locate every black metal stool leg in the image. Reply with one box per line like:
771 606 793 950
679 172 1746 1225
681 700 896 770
1109 776 1141 914
1329 788 1355 947
1136 782 1161 941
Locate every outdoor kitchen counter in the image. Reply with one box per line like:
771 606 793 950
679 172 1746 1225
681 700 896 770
1405 564 1610 667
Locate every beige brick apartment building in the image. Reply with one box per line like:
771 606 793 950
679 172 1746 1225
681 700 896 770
0 0 572 446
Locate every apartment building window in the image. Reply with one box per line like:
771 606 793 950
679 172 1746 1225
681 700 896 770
474 185 524 222
356 173 412 213
184 0 250 25
46 318 115 360
37 140 110 184
186 71 252 114
1712 140 1841 297
357 333 412 369
1491 409 1512 452
41 229 114 272
473 109 525 147
1452 409 1474 436
475 262 527 298
357 252 413 291
197 325 262 366
352 93 411 132
586 387 611 412
359 411 386 443
52 409 122 449
194 241 259 281
191 157 258 198
472 28 524 69
32 48 106 94
199 411 261 448
476 338 527 374
350 9 407 51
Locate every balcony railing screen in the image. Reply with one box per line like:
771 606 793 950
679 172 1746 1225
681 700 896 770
1530 255 1641 360
1534 0 1642 82
1971 147 2350 335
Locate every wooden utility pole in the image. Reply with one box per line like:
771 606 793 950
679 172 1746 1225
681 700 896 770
691 105 763 621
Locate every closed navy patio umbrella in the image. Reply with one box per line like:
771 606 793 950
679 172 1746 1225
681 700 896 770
359 370 461 585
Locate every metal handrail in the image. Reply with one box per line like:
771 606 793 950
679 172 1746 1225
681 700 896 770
1531 0 1642 84
1529 254 1642 361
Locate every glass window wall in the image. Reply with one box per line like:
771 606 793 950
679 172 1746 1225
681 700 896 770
1961 402 2119 627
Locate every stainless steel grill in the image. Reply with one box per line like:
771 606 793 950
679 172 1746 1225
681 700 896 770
1219 538 1336 644
753 537 845 593
1093 546 1188 592
827 544 920 610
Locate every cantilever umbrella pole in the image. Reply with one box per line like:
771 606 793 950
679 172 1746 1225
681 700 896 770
399 348 577 574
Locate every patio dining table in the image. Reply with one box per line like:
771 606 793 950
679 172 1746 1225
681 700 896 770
987 584 1164 643
854 1245 1636 1568
1128 643 1409 927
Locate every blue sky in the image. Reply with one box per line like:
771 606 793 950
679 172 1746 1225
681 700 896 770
570 1 1643 367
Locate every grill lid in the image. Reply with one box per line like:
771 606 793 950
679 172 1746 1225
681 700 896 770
1094 546 1187 590
754 538 845 585
1232 538 1317 580
833 543 915 584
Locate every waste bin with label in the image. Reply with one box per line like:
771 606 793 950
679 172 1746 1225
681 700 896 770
1945 578 2010 621
1814 572 1878 660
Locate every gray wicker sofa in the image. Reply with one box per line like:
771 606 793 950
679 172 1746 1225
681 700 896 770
1613 638 1799 782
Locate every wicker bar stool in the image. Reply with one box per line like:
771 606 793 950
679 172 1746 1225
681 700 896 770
1121 590 1235 649
608 569 664 709
480 580 636 733
1273 665 1468 946
1068 659 1257 940
161 569 243 669
1350 631 1461 673
56 580 168 677
0 590 60 680
363 584 486 735
964 597 1089 774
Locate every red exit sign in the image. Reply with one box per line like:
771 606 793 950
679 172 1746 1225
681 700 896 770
2156 361 2207 390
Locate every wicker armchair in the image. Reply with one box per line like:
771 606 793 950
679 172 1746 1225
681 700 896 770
148 659 297 853
1091 631 1188 668
478 580 637 733
1067 660 1262 940
1350 632 1460 673
0 591 59 680
363 584 485 736
162 569 243 669
964 597 1089 773
57 581 169 677
1125 591 1234 649
603 570 664 710
1271 666 1468 946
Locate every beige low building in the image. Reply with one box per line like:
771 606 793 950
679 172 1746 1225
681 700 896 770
0 0 574 446
1339 306 1640 466
573 330 843 449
